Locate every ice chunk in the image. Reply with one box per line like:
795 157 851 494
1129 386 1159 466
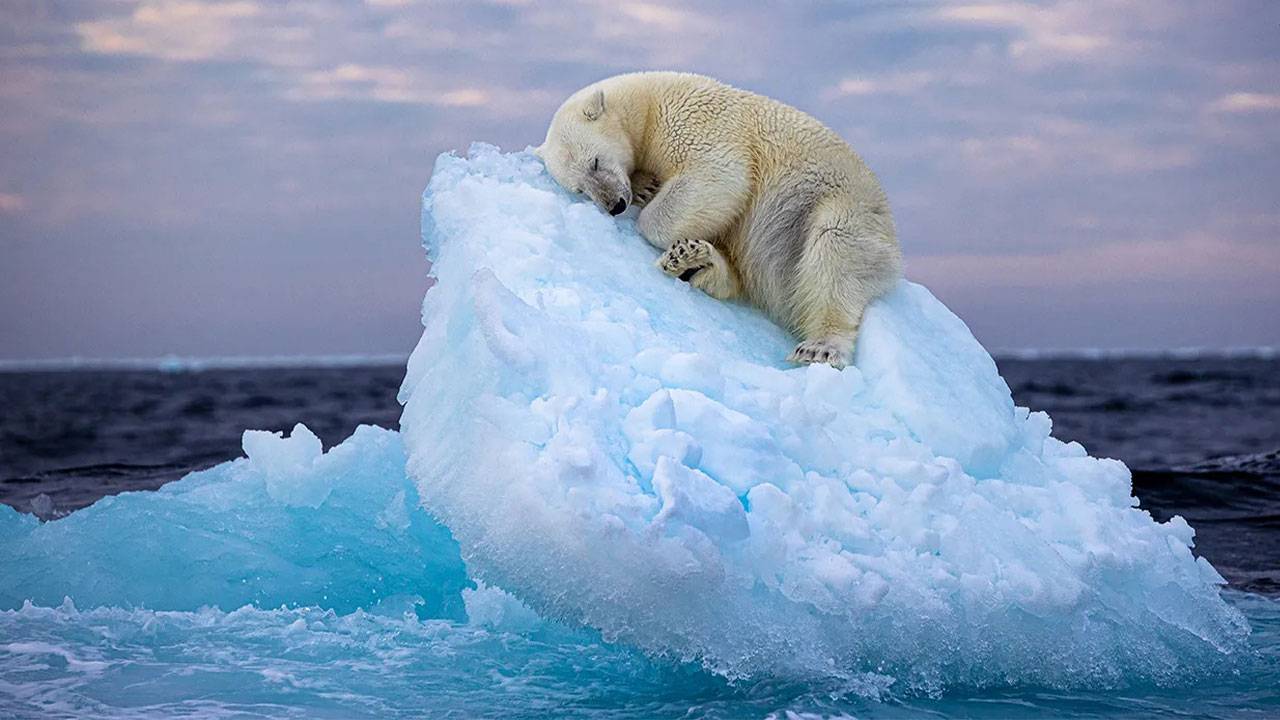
243 423 330 507
399 144 1249 689
652 456 749 542
462 580 543 633
856 283 1019 477
0 425 469 619
29 493 55 520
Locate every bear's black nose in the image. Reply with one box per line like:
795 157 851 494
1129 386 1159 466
609 198 628 216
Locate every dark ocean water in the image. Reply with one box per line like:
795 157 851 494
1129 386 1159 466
2 357 1277 595
2 358 1279 719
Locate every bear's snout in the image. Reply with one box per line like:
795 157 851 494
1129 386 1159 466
609 198 628 216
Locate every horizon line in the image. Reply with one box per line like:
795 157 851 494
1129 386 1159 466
0 353 412 373
0 346 1275 373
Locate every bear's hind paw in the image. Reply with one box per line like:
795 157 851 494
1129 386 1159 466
788 337 853 369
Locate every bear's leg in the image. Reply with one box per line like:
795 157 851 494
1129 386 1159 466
637 165 750 251
656 238 741 300
787 202 897 369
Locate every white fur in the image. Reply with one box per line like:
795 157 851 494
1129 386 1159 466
537 72 902 368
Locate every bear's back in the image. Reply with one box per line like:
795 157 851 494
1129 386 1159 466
614 72 863 177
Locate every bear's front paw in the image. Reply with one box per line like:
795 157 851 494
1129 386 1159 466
788 337 853 369
630 171 662 208
657 237 713 280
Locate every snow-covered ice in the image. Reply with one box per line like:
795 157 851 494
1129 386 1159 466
398 144 1248 689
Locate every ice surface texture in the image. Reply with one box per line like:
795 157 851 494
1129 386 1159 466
399 144 1249 690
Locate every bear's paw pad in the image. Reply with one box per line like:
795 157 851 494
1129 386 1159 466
658 238 713 278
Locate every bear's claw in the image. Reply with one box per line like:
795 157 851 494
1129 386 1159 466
788 338 853 369
630 171 663 208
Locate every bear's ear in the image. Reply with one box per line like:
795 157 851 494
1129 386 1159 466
582 89 605 121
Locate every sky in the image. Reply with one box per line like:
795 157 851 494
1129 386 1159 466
1 0 1278 361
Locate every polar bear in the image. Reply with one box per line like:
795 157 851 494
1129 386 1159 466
536 72 901 367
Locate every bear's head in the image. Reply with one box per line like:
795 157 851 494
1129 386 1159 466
536 87 634 216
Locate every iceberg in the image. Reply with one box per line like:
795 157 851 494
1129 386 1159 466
0 144 1260 712
398 144 1248 690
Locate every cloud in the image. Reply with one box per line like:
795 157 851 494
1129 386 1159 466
925 121 1199 181
825 72 937 98
931 3 1111 59
1209 92 1280 114
71 2 563 114
923 1 1199 69
0 193 26 213
909 231 1280 290
616 3 701 32
291 64 491 107
77 1 264 62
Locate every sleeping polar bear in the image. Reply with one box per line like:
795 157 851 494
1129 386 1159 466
536 72 901 368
